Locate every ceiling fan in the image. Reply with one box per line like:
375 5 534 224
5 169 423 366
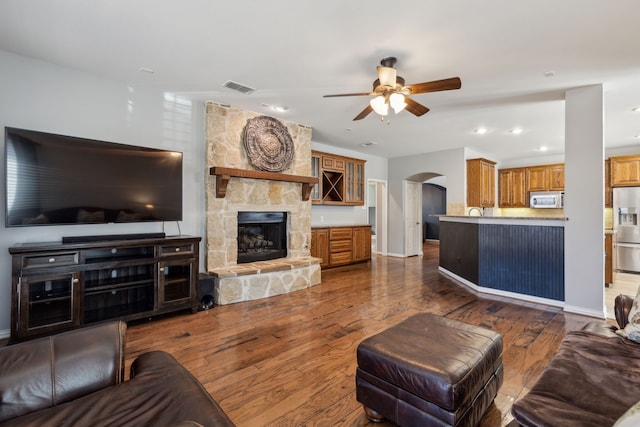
323 57 462 121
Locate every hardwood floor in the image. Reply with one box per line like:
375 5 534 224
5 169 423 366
125 241 604 426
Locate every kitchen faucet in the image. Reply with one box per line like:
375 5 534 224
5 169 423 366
468 207 483 216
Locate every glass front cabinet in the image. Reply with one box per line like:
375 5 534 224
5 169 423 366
311 150 365 206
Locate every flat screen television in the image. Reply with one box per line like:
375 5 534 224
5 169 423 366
5 127 183 227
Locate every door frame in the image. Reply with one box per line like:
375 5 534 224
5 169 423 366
367 179 388 256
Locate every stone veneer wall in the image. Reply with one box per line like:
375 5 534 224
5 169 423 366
205 102 320 304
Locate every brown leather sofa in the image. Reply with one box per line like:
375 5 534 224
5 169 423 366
0 321 234 427
512 295 640 427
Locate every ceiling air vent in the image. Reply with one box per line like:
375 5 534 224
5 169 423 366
222 80 256 95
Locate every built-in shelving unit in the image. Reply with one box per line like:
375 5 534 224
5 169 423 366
311 151 366 206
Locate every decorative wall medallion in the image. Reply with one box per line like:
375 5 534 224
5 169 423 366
242 116 294 172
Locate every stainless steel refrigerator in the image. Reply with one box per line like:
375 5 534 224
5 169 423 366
614 187 640 273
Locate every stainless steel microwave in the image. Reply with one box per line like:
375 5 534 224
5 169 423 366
530 191 564 208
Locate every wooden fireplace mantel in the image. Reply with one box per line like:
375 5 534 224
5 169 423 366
209 166 319 201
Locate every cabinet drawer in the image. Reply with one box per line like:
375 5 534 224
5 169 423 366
23 252 79 269
330 251 352 266
330 240 352 253
158 243 195 257
330 228 352 241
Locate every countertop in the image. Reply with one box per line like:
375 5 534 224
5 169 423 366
438 215 567 220
311 224 371 228
438 215 567 227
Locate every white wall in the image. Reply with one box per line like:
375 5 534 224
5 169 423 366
310 141 388 226
388 147 466 256
0 50 207 335
564 85 605 317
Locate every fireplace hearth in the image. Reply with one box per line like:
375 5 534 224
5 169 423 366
237 211 287 263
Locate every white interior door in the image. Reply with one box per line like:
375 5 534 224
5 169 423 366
404 180 422 257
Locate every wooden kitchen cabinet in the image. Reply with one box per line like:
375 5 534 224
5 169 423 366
345 159 365 205
310 228 329 268
311 150 366 206
310 153 321 203
498 168 527 207
605 233 613 286
548 164 565 190
605 159 612 207
610 155 640 187
311 225 371 268
352 226 372 262
467 158 496 208
526 164 564 192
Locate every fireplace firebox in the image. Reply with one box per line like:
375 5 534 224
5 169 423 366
237 212 287 263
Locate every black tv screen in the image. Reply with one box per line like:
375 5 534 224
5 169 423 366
5 127 183 227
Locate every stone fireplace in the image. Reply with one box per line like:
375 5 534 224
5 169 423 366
205 103 321 305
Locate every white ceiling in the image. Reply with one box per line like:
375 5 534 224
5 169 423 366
1 0 640 162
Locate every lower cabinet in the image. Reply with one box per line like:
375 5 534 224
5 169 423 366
605 233 613 286
311 225 371 268
10 236 200 342
310 228 329 268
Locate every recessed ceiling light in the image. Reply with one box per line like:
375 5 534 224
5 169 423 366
543 71 556 77
510 128 523 135
474 127 488 135
139 67 155 74
633 107 640 112
538 146 548 152
634 135 640 139
360 141 377 147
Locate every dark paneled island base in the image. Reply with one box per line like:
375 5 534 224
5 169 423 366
439 216 565 302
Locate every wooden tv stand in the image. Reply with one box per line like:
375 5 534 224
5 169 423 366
9 235 201 342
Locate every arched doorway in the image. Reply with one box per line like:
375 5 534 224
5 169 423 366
404 172 446 256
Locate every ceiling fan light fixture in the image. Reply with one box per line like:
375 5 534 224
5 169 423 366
370 95 389 116
390 93 407 114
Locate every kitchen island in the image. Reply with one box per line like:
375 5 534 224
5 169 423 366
439 216 566 304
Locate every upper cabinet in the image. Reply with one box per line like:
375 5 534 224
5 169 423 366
610 155 640 187
467 158 496 208
497 163 564 208
526 164 564 192
498 167 527 208
311 150 366 206
605 159 612 207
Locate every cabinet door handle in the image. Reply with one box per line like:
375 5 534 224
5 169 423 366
72 278 79 284
48 258 56 263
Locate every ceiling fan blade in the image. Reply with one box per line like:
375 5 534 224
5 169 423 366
323 92 372 98
406 77 462 94
404 97 430 117
353 104 373 121
377 66 397 87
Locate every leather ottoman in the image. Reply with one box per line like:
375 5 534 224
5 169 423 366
356 313 503 427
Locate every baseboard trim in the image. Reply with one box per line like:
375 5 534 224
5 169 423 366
386 252 406 258
563 304 606 319
0 329 10 340
439 267 565 309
